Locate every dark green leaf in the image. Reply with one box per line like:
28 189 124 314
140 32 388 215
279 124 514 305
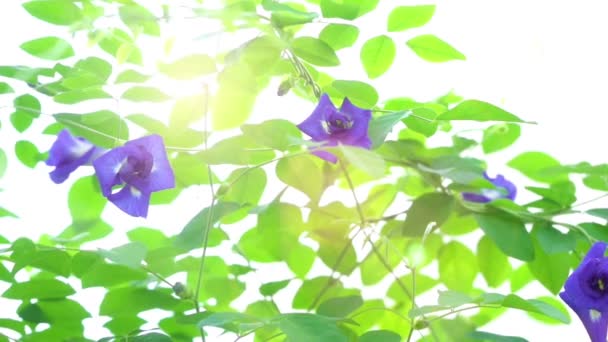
317 295 363 318
387 5 435 32
406 34 465 62
475 213 534 261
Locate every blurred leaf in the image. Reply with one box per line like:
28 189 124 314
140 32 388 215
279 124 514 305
20 37 74 61
131 333 172 342
276 154 324 202
159 54 216 80
0 82 14 94
367 111 408 148
508 151 564 183
501 294 569 323
119 4 160 36
219 168 266 206
525 296 570 325
533 222 576 254
387 5 435 32
402 193 453 237
54 87 112 104
477 236 511 287
527 234 570 295
319 24 359 51
122 86 170 102
241 119 302 151
115 69 150 83
328 80 378 107
475 213 534 261
69 176 106 223
3 279 74 300
292 37 340 66
482 123 521 154
174 202 241 251
317 295 363 318
23 0 82 25
99 242 147 268
81 263 147 288
438 100 523 122
260 279 291 297
360 330 401 342
320 0 379 20
469 331 528 342
10 94 41 132
438 241 478 292
54 110 129 148
276 313 348 342
406 34 465 62
212 64 258 130
15 140 41 168
339 145 385 178
100 287 179 317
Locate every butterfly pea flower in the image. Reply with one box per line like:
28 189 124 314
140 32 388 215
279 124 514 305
560 242 608 342
461 172 517 203
46 129 106 184
93 135 175 218
297 93 372 163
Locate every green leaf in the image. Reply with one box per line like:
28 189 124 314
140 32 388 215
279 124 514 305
174 202 242 251
367 111 408 148
508 151 564 183
219 168 266 206
0 149 7 179
20 37 74 61
501 294 569 323
81 263 147 288
360 35 396 79
438 100 524 122
115 69 150 83
28 249 71 276
339 145 385 178
159 54 216 80
241 119 302 151
23 0 83 25
292 37 340 67
588 208 608 221
482 123 521 153
15 140 41 168
68 176 106 223
360 330 401 342
474 214 534 261
527 236 570 295
438 241 478 292
260 279 291 297
317 295 363 318
131 333 172 342
211 64 258 130
0 82 14 94
10 94 41 133
319 24 359 51
119 4 160 36
169 93 207 129
406 34 465 62
3 279 75 300
320 0 379 20
469 331 528 342
526 296 571 325
53 87 112 104
100 287 179 317
122 86 170 102
276 154 324 202
387 5 435 32
329 80 378 107
99 242 147 268
533 222 576 254
276 313 348 342
477 236 511 287
269 4 318 28
54 110 129 148
402 193 453 237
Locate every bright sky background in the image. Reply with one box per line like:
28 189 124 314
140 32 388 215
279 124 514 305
1 0 608 341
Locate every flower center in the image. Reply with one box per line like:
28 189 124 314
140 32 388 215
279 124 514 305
119 145 154 182
325 111 353 134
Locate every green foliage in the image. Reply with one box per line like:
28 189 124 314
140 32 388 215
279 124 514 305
0 1 596 341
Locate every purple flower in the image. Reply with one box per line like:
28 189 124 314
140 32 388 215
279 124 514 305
462 172 517 203
46 129 105 184
560 242 608 342
93 135 175 218
297 94 372 163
